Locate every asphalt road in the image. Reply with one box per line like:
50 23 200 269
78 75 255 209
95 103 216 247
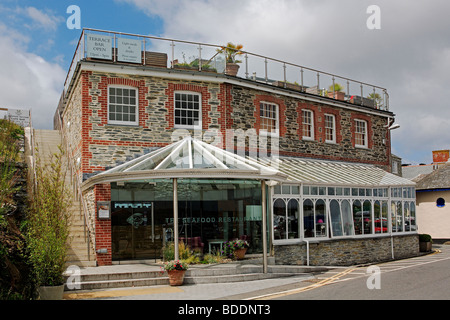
251 244 450 300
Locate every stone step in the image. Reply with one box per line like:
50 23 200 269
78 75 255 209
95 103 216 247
63 263 319 291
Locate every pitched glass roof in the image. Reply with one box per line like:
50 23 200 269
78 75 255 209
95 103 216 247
81 137 286 190
82 137 414 190
257 157 415 187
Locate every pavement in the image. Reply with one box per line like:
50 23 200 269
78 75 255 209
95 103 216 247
63 246 445 301
62 262 329 300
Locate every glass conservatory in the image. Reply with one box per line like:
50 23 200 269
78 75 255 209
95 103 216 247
264 157 417 243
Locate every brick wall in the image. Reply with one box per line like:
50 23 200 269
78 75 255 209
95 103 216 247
94 183 111 266
62 71 393 179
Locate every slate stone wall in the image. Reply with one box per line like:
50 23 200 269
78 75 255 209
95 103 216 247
273 234 419 266
62 70 393 180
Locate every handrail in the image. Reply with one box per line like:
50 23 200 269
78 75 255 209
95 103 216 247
56 110 95 262
63 28 390 111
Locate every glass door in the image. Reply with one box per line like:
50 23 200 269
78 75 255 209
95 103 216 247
112 201 162 260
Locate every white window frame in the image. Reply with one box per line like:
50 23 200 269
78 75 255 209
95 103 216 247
324 114 336 144
259 101 279 136
108 85 139 126
354 119 368 148
174 91 202 129
302 109 314 140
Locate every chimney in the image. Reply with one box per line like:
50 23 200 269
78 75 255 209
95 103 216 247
432 150 450 165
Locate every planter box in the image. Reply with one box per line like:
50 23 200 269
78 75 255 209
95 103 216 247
327 91 345 101
274 81 305 92
419 241 432 252
38 284 65 300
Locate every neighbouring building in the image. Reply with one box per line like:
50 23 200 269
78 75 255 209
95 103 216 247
404 150 450 241
54 28 418 267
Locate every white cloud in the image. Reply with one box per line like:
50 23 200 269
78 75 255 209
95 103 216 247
22 6 63 31
0 23 66 129
118 0 450 164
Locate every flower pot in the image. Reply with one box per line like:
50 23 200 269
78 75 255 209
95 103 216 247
225 63 240 76
234 248 247 260
167 270 186 286
328 91 345 101
38 284 65 300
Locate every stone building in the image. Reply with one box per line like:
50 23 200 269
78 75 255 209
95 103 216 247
55 28 418 267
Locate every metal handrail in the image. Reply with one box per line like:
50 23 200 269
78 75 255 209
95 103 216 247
56 111 95 261
63 28 390 111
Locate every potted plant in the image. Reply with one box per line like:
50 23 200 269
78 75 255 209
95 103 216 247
26 146 72 300
164 260 189 286
327 83 345 101
222 239 249 260
419 234 432 252
217 42 244 76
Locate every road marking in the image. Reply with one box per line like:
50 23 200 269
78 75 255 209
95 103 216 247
246 266 358 300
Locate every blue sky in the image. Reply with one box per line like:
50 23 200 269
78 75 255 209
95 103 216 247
1 0 450 165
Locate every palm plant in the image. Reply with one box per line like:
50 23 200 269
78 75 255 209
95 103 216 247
217 42 244 64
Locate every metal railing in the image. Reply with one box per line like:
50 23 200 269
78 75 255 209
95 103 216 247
55 111 95 262
63 28 389 111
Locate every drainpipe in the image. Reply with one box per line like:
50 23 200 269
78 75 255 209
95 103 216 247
262 180 268 274
173 178 179 261
304 239 310 266
388 186 394 260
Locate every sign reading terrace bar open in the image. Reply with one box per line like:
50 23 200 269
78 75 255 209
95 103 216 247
86 34 112 60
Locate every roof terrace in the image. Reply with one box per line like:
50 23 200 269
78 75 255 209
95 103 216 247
63 28 390 112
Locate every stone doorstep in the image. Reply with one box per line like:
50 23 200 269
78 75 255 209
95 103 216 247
63 264 324 291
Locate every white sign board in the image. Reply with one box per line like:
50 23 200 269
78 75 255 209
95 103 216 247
117 38 142 63
1 108 30 127
86 34 113 60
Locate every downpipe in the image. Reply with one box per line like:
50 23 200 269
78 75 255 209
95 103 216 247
304 239 310 266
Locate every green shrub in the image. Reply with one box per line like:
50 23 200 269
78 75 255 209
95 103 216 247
419 234 432 243
162 241 194 262
26 146 72 287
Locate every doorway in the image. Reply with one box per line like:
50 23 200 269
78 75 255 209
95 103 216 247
111 201 163 261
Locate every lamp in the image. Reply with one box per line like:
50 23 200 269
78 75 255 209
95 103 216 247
388 123 400 130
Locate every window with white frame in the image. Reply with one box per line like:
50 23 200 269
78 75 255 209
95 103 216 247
354 119 368 148
260 102 279 135
108 86 138 125
174 92 201 128
302 109 314 140
324 114 336 143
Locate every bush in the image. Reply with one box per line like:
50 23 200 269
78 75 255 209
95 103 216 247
162 242 194 262
419 234 432 243
26 146 72 287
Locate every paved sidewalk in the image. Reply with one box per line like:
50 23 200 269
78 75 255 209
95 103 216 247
63 266 320 300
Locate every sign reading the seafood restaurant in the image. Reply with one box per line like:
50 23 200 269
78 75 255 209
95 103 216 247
117 38 141 63
86 34 112 60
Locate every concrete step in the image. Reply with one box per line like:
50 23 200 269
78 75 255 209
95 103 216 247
63 263 320 291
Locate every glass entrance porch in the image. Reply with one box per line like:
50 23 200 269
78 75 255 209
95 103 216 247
111 179 264 261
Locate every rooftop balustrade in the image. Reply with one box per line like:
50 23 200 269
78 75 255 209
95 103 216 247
63 28 389 111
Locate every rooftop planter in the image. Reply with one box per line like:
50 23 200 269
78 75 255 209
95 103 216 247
327 83 346 101
274 81 305 92
217 42 244 76
173 59 217 73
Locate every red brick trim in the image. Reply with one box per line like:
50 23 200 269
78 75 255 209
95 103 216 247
253 94 287 136
351 113 373 149
297 102 318 141
165 83 212 131
94 183 112 266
